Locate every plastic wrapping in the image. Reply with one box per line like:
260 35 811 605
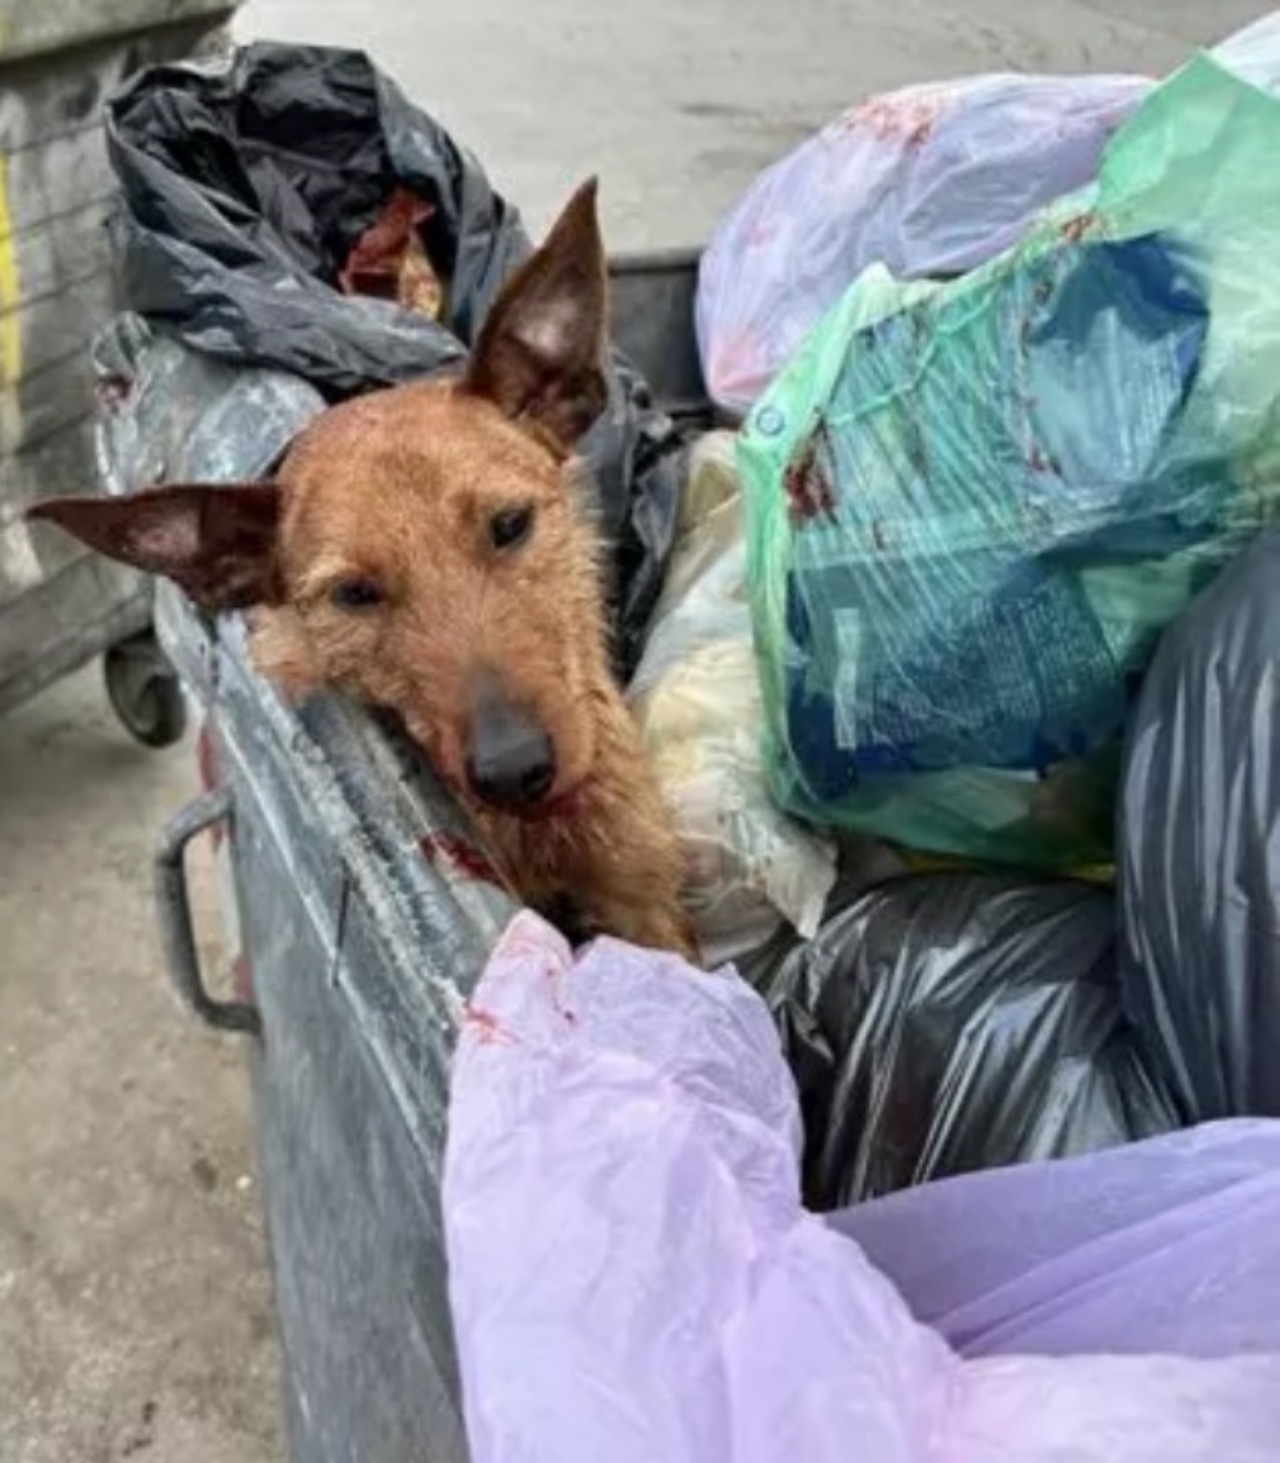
832 1120 1280 1361
103 42 682 677
753 873 1176 1205
444 912 1280 1463
695 73 1150 415
739 54 1280 872
1211 8 1280 90
628 432 837 965
1118 532 1280 1122
94 314 324 491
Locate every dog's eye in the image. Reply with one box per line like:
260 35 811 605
329 577 385 610
489 505 534 551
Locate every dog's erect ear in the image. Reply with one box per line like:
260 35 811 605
465 178 608 451
28 483 283 611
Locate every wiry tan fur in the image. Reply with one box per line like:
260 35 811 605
251 387 694 955
29 181 696 959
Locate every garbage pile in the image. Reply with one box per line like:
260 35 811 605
695 71 1152 415
104 43 682 683
447 915 1280 1463
737 51 1280 878
90 17 1280 1460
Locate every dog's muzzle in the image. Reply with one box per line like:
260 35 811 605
465 677 556 813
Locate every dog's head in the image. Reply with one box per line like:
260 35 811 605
31 182 615 816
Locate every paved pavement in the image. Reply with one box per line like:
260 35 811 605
239 0 1264 247
0 3 1265 1460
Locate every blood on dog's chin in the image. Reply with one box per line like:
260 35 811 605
25 178 693 957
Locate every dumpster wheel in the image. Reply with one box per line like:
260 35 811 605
103 628 188 749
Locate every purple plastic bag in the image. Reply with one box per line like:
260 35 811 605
833 1120 1280 1359
445 913 1280 1463
695 73 1151 414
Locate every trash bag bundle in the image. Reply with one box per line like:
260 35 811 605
695 72 1151 415
103 42 682 679
444 913 1280 1463
736 504 1280 1205
739 51 1280 873
628 432 838 966
1118 532 1280 1123
757 873 1177 1205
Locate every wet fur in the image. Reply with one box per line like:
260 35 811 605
30 182 696 959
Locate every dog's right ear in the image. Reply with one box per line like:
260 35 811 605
28 483 283 612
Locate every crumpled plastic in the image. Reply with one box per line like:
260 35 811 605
833 1118 1280 1361
695 72 1151 414
444 912 1280 1463
739 48 1280 872
756 872 1178 1205
102 41 682 678
94 314 323 492
1118 531 1280 1122
628 432 837 966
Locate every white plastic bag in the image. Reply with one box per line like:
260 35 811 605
629 433 836 964
696 72 1151 414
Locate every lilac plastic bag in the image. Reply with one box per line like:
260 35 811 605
445 913 1280 1463
695 73 1151 414
834 1121 1280 1360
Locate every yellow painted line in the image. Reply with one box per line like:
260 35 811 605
0 150 21 391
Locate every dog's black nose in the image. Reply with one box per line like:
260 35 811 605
465 688 556 812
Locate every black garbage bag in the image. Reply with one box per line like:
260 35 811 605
1119 532 1280 1122
103 42 681 679
754 872 1179 1207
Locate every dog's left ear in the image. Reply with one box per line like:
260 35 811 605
465 178 608 452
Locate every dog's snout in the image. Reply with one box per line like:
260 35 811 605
465 684 556 812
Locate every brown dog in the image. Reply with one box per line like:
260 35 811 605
31 182 697 959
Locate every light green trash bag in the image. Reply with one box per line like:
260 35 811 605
739 54 1280 874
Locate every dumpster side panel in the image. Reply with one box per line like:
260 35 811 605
152 259 704 1462
160 578 514 1462
225 755 470 1462
0 18 231 715
0 1 238 63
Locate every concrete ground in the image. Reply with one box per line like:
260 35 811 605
0 2 1265 1461
0 672 279 1463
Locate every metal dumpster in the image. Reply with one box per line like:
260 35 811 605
150 253 707 1463
0 0 236 734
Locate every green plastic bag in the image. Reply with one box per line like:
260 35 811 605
739 55 1280 872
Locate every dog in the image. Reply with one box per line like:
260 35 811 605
31 181 697 960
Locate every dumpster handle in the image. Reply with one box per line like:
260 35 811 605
154 788 261 1037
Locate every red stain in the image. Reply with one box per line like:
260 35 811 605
746 220 777 249
844 90 943 147
784 424 837 527
95 374 133 410
339 187 443 318
196 724 227 850
1060 211 1098 244
231 955 255 1006
463 1002 516 1045
419 832 500 886
523 782 588 823
196 722 218 790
